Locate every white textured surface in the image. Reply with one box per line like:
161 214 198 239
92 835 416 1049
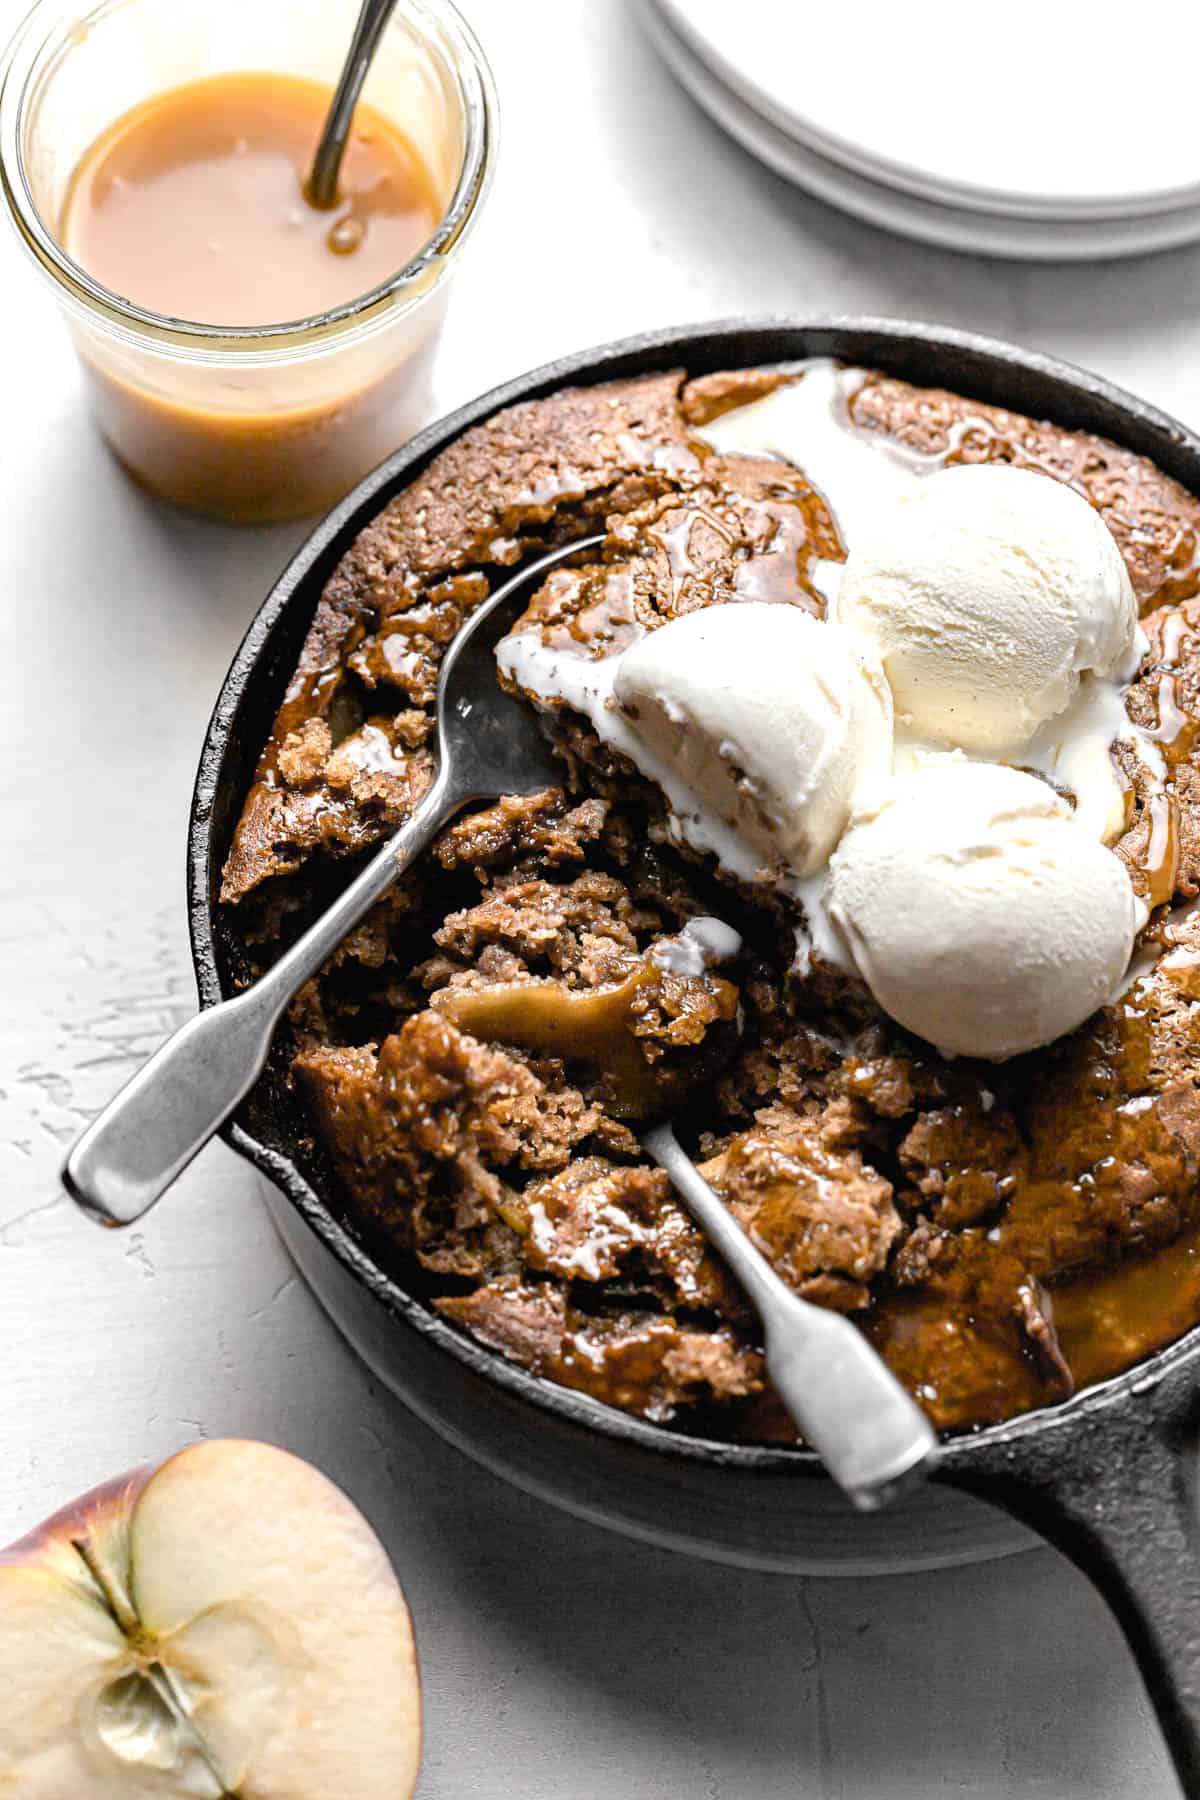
0 1 1191 1792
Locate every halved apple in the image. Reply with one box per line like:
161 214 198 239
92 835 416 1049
0 1439 421 1798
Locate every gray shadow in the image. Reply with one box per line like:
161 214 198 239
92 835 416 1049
346 1365 1173 1798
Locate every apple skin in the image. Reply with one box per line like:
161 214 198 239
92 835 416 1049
0 1440 423 1800
0 1470 148 1560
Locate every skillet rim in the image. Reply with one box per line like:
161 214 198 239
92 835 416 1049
188 313 1200 1478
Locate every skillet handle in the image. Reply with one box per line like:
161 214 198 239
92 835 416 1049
938 1365 1200 1795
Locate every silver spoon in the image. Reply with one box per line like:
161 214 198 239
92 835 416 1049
64 537 598 1230
63 534 936 1507
642 1124 935 1507
307 0 398 210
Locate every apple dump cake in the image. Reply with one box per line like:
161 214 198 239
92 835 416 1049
221 361 1200 1437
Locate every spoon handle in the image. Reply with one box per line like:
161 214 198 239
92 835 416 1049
641 1122 938 1509
308 0 399 208
63 766 456 1228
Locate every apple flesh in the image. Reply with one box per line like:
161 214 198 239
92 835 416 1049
0 1440 421 1798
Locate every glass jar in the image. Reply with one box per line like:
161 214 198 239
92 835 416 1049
0 0 496 522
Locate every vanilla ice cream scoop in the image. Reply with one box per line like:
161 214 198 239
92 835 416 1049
612 601 893 879
827 761 1139 1060
836 464 1139 755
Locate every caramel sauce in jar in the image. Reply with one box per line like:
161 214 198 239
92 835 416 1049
55 72 444 522
1 0 494 531
63 74 439 328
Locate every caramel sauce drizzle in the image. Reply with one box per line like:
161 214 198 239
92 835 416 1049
1141 791 1181 912
868 1223 1200 1436
522 566 644 660
647 505 737 601
731 495 833 612
1130 626 1200 909
436 956 737 1119
567 570 642 655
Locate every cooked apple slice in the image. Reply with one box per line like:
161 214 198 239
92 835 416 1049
0 1440 421 1798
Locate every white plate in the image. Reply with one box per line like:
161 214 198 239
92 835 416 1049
654 0 1200 222
644 2 1200 261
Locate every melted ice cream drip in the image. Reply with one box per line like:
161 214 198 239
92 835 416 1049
651 916 743 977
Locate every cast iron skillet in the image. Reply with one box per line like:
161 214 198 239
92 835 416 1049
191 318 1200 1793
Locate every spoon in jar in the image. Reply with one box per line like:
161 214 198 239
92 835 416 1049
63 532 935 1507
307 0 399 210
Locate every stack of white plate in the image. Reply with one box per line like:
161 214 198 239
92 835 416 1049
645 0 1200 260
